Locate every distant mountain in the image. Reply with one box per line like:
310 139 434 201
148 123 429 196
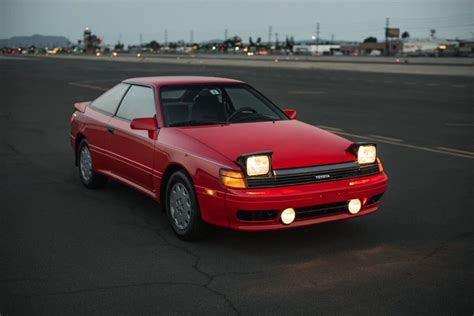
0 34 70 48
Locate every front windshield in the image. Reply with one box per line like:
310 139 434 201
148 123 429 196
160 84 287 127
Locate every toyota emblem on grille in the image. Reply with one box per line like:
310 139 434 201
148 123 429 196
315 174 330 180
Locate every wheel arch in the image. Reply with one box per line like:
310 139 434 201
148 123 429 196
159 163 194 209
75 133 86 166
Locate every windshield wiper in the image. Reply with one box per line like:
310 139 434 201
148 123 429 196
169 120 228 127
231 114 280 123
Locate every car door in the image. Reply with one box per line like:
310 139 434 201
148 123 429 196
85 83 130 172
106 84 158 191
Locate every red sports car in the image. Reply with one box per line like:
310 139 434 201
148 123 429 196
70 76 388 239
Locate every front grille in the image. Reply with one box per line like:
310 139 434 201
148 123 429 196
236 210 278 221
246 161 379 189
295 202 349 220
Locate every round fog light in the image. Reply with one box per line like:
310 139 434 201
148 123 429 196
348 199 362 214
281 208 296 225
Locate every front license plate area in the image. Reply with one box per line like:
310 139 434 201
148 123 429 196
312 190 348 204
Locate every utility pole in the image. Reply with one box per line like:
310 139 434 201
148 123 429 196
331 34 334 43
268 25 273 45
275 32 279 48
385 17 389 56
316 22 320 44
190 30 194 45
315 22 320 55
164 29 168 47
224 29 228 41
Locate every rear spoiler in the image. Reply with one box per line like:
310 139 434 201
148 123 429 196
74 101 90 113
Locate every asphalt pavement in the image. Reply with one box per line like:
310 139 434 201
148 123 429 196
1 56 473 315
41 54 474 77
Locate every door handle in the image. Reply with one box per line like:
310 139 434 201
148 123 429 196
107 127 114 134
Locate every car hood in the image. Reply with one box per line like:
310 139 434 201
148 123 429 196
176 120 356 169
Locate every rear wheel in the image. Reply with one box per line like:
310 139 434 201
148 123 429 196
165 170 210 240
78 139 107 189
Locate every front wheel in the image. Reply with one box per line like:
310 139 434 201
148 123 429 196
77 139 107 189
165 171 210 240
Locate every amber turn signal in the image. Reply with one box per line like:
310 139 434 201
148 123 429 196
377 158 384 173
220 169 246 189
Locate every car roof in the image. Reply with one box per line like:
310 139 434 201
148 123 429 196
123 76 244 88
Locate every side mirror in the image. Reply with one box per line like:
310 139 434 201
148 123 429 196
283 109 297 120
130 117 158 139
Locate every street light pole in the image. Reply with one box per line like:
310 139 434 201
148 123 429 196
268 25 273 46
385 17 389 56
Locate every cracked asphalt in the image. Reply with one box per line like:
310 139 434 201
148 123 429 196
1 57 473 315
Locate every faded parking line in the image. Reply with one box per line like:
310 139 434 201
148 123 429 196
288 90 325 95
69 82 108 91
368 134 403 142
436 147 474 156
317 126 474 159
318 125 343 131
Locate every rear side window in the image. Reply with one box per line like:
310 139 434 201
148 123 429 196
116 85 156 120
91 83 129 115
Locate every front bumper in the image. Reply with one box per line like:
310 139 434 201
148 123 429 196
223 172 388 231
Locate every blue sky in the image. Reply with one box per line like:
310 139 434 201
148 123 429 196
1 0 472 44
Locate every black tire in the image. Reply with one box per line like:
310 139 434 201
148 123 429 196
77 139 107 189
165 170 211 240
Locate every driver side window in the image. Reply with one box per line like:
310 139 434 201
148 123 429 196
116 85 156 120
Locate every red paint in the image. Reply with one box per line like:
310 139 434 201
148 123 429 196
70 76 388 231
283 108 297 120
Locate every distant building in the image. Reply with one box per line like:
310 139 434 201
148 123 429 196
402 39 459 56
83 28 101 54
293 44 341 55
360 41 402 56
458 41 474 57
340 41 402 56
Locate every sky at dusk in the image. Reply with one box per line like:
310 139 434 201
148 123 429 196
1 0 472 44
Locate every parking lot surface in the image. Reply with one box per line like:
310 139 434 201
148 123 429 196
1 57 472 315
